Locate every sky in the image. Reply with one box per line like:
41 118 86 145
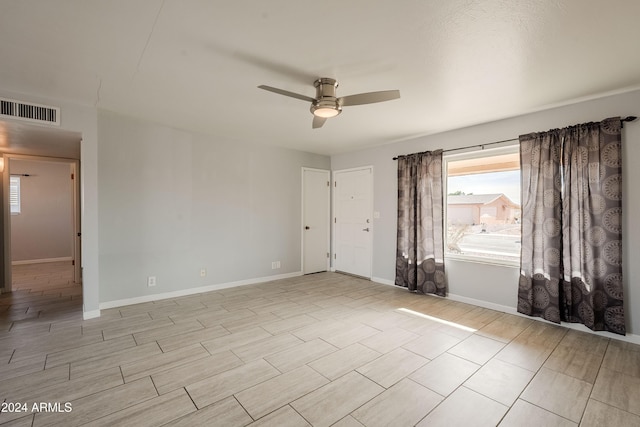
447 170 521 204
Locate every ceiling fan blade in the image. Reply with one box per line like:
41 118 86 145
257 85 315 102
312 116 327 129
339 90 400 107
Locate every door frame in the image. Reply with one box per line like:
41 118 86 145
331 165 374 278
2 154 81 288
301 167 330 274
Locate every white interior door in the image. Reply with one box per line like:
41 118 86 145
302 168 330 274
334 167 372 278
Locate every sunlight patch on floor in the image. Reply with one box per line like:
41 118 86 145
397 307 477 332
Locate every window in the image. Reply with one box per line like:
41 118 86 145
10 175 21 214
444 146 521 265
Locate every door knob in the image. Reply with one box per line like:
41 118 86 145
305 226 310 230
362 228 370 232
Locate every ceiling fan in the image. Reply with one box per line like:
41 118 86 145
258 78 400 128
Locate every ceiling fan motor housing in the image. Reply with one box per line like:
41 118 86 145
311 78 342 117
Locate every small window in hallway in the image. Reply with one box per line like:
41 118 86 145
9 175 20 214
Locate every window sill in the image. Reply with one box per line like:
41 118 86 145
445 253 519 268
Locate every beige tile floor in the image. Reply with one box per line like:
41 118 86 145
11 261 79 294
2 267 640 426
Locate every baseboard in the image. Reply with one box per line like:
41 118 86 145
447 292 516 314
371 276 395 287
82 309 101 320
448 292 640 345
99 271 303 310
12 257 73 265
558 323 640 345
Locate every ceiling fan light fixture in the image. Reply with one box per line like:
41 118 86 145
310 99 341 118
312 106 340 118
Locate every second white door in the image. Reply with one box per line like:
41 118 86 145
334 167 372 278
302 168 330 274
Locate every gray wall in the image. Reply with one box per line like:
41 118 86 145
98 111 330 303
331 89 640 336
10 159 73 262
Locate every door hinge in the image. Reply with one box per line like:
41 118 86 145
334 254 336 259
334 181 337 187
71 173 74 180
327 252 330 258
72 260 75 266
327 181 330 187
334 218 336 223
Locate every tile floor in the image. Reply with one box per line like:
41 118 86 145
11 261 77 294
1 267 640 426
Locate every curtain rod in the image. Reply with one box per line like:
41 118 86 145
392 115 637 160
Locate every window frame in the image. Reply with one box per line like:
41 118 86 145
443 144 521 268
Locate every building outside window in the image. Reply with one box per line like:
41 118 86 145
444 146 521 265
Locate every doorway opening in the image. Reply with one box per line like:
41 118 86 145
7 156 81 295
0 119 82 304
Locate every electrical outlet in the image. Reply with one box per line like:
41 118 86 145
147 276 156 287
271 262 276 269
276 261 281 268
200 268 207 277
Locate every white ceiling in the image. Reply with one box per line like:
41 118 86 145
1 0 640 156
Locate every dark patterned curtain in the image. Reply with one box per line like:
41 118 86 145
518 117 625 334
395 150 446 296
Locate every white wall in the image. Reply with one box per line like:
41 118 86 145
97 111 330 303
331 89 640 337
10 159 73 262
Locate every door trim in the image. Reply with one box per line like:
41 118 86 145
301 167 330 274
331 165 374 279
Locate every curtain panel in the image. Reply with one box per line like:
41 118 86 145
395 150 446 296
518 117 625 334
